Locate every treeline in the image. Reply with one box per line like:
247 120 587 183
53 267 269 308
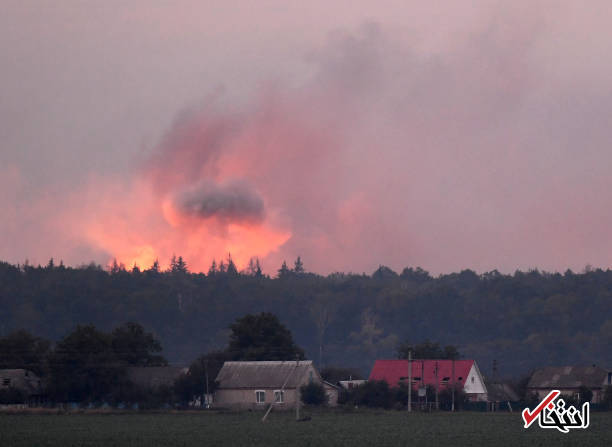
1 258 612 376
0 313 305 407
0 323 168 406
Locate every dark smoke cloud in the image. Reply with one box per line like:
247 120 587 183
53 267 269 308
173 180 265 224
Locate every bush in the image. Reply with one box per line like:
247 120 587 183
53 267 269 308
300 382 327 406
577 385 593 403
439 385 468 410
603 386 612 410
345 380 394 409
0 387 26 404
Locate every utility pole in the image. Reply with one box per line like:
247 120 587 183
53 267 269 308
295 357 300 421
421 360 425 411
205 359 210 409
434 361 439 410
407 350 412 412
451 359 455 412
262 360 298 423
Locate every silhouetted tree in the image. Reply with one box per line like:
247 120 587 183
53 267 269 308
208 259 217 276
300 382 326 405
278 260 290 278
397 340 461 360
226 253 238 276
294 256 304 274
171 255 188 274
0 330 50 376
111 322 167 366
47 325 122 403
227 313 304 361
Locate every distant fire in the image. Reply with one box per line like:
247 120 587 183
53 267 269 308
68 100 300 272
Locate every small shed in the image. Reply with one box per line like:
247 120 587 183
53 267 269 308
0 369 43 405
484 380 519 411
214 360 338 410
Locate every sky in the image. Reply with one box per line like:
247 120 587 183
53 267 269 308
2 1 612 275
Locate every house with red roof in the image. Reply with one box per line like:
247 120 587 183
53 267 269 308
369 359 488 401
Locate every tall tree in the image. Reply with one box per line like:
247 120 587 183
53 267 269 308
174 350 228 405
277 260 290 278
171 255 188 274
208 259 217 276
111 322 167 366
226 253 238 276
397 340 461 360
294 256 305 274
47 325 122 403
0 330 50 376
227 313 304 361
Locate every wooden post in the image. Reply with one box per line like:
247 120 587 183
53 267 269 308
205 359 210 409
451 359 455 412
434 361 439 410
408 350 412 412
295 357 300 421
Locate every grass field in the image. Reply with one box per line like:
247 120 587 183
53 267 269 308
1 409 610 446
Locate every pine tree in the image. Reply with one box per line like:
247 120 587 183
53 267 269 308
247 258 256 276
226 253 238 276
294 256 304 274
171 256 188 274
278 260 290 278
208 259 217 276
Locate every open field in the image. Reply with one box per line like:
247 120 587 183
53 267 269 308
1 410 611 447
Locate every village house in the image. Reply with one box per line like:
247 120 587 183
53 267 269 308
214 360 338 410
369 359 488 401
527 365 612 403
0 369 44 405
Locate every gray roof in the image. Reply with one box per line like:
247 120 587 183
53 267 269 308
485 381 520 402
528 366 609 389
0 369 42 395
216 361 317 389
126 366 187 389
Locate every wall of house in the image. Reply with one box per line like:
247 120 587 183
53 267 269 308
323 383 338 407
214 372 339 409
464 364 487 401
532 388 604 404
214 388 300 410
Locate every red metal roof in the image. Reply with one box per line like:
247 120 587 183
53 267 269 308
369 359 474 390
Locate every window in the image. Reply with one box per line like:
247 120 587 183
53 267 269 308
441 377 450 384
255 390 265 404
471 377 475 383
274 390 284 403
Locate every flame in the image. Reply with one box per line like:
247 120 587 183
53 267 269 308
72 177 290 272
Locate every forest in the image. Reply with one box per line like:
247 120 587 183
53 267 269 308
1 256 611 378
